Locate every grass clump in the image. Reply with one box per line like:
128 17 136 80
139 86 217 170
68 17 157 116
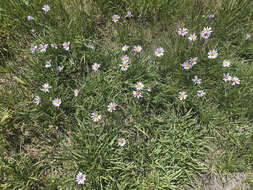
0 0 253 189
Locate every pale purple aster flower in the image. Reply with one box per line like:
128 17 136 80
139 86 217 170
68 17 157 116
189 57 198 65
122 45 129 52
51 43 58 49
107 102 117 112
246 34 251 40
52 98 62 107
42 4 50 13
197 90 206 97
178 28 188 36
92 63 100 72
133 90 142 98
201 31 211 39
125 11 132 18
155 47 164 57
208 50 218 59
41 83 51 92
208 14 215 18
119 62 129 71
57 66 64 72
181 61 192 70
223 73 232 82
118 137 126 146
34 96 40 105
112 14 120 23
231 77 240 85
74 89 79 97
27 16 34 21
136 82 144 90
91 112 102 122
133 45 142 53
75 172 86 184
192 76 201 85
30 45 37 54
87 43 95 49
30 29 36 33
178 91 187 100
45 60 52 68
223 60 231 67
122 55 130 63
188 33 197 41
39 44 48 52
62 41 70 51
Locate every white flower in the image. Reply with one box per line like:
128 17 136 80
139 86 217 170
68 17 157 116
41 83 51 93
75 172 86 185
91 112 102 122
87 43 95 49
181 61 192 70
208 50 218 59
74 89 79 97
197 90 206 97
51 43 58 49
223 60 231 67
188 33 197 41
201 31 211 39
30 45 37 54
231 77 240 85
58 66 64 72
125 11 132 18
27 16 34 21
52 98 62 107
178 91 187 100
178 28 188 36
119 62 129 71
62 41 70 51
34 96 40 105
30 29 36 33
45 60 52 68
112 14 120 23
42 5 50 13
133 90 142 98
122 45 129 52
147 87 152 92
118 138 126 147
122 55 129 63
192 76 201 85
246 34 251 39
155 47 164 57
92 63 100 72
133 45 142 53
189 57 198 65
203 27 212 34
136 82 144 90
107 102 117 112
223 73 232 82
39 44 48 52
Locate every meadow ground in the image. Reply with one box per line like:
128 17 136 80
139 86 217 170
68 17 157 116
0 0 253 189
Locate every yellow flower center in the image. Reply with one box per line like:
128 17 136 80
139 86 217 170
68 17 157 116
122 63 126 67
94 114 98 118
181 30 184 33
119 139 123 143
55 100 60 104
136 91 140 95
186 63 190 67
181 94 185 98
211 52 215 56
